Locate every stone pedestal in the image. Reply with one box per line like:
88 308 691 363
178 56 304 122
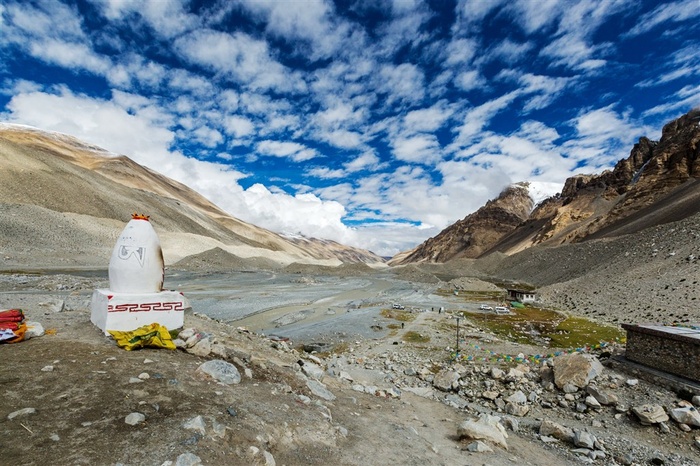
90 289 189 335
90 214 189 334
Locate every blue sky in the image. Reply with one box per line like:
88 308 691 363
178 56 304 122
1 0 699 257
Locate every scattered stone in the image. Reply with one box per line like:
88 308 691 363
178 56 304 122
129 377 144 384
175 452 202 466
299 360 325 381
196 360 241 385
465 440 493 452
539 419 574 443
631 405 669 425
573 430 595 449
626 379 638 387
433 369 459 391
457 414 508 449
506 391 527 405
692 395 700 407
143 358 154 364
263 450 276 466
306 379 336 401
669 406 700 427
49 433 60 441
8 407 36 420
586 385 618 406
584 396 602 410
138 372 150 380
505 402 529 417
125 412 145 426
183 415 206 435
41 365 54 372
187 335 213 357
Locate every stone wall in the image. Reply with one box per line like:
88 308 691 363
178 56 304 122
622 324 700 383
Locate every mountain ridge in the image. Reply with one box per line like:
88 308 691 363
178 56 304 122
0 123 385 268
394 109 700 264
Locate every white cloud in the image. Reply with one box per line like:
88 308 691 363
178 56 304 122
256 140 319 162
626 0 700 36
642 84 700 118
2 2 111 76
403 102 454 133
344 151 382 173
454 70 486 92
91 0 198 38
306 167 347 179
488 39 534 63
223 115 255 138
509 0 563 33
391 134 441 164
444 38 478 66
377 63 425 106
174 29 307 93
450 91 521 147
235 0 357 61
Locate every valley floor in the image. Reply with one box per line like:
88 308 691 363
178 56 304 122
1 270 699 465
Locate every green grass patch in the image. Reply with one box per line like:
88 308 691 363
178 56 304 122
381 309 417 322
549 316 626 348
467 305 624 348
402 331 430 343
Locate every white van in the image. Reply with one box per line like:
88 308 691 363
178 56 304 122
494 306 509 314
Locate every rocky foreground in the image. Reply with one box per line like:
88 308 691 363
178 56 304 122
2 272 700 466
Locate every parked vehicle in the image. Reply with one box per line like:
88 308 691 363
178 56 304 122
494 306 509 314
392 304 405 310
479 304 493 310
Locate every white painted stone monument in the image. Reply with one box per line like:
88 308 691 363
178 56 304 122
91 214 188 334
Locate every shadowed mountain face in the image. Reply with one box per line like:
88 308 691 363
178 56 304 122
394 109 700 264
0 124 384 268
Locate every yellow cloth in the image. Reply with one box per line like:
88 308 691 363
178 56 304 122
108 323 176 350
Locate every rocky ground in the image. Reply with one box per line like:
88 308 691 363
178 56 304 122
2 271 700 466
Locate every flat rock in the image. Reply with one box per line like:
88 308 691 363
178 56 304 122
631 404 669 425
8 407 36 420
196 360 241 385
125 412 145 426
539 419 574 443
306 379 336 401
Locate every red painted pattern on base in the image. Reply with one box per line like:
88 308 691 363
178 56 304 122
107 302 186 313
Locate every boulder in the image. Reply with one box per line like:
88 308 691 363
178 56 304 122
586 385 618 406
670 407 700 427
433 369 460 391
553 353 603 389
196 360 241 385
539 419 574 443
457 414 508 449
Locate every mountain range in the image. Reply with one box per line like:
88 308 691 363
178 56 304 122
0 124 383 269
1 109 698 271
392 109 700 265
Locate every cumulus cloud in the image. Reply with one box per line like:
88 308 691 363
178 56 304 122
256 140 319 162
174 29 306 93
1 0 696 257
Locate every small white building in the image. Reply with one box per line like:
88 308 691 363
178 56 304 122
507 289 537 303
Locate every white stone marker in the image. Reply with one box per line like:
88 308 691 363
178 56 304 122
91 214 188 334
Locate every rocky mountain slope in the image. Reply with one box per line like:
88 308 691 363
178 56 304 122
392 183 534 264
0 124 383 268
395 109 700 264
